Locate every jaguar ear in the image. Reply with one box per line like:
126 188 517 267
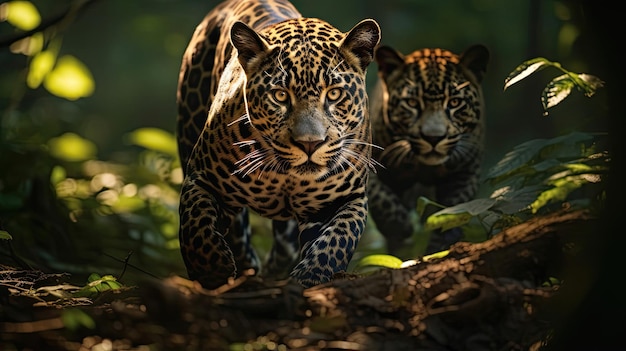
375 45 405 80
230 21 271 73
340 19 381 72
460 44 490 83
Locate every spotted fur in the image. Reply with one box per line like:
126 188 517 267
176 0 380 288
368 45 489 255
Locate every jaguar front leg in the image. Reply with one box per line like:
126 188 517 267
178 176 238 289
290 195 368 288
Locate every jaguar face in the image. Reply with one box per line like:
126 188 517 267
231 18 377 180
376 46 488 169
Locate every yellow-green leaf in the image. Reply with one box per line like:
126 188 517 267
111 195 146 213
0 230 13 240
530 180 582 213
425 212 472 231
126 127 178 156
422 250 449 261
48 132 97 162
0 1 41 30
50 165 66 185
61 308 95 331
351 254 403 273
44 55 95 100
27 49 56 88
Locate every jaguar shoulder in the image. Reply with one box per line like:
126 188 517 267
176 0 380 288
368 44 489 255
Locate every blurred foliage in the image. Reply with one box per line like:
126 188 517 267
0 0 609 286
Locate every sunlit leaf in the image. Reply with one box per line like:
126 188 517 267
542 74 575 110
351 254 403 273
48 132 97 162
0 1 41 30
425 212 472 231
111 195 146 213
44 55 95 100
578 73 605 97
503 58 552 91
530 178 582 213
424 198 497 231
127 127 178 156
50 165 66 185
27 50 56 88
0 230 13 240
75 274 123 298
422 250 449 261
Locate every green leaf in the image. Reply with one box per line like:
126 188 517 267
503 58 553 91
27 49 56 88
424 198 497 231
74 274 123 297
425 212 472 231
530 176 585 213
351 254 403 273
43 55 95 100
542 74 575 111
126 128 178 156
490 185 547 214
422 250 449 261
61 308 95 331
50 165 66 185
47 132 97 162
0 230 13 240
0 1 41 31
485 132 593 183
577 73 605 97
485 138 545 181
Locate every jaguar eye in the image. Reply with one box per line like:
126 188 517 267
272 89 289 103
405 98 419 108
326 87 343 101
448 97 463 108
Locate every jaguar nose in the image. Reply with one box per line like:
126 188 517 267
292 138 326 156
421 134 445 146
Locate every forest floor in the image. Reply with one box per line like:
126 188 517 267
0 208 620 351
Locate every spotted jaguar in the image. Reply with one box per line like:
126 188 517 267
368 44 489 255
175 0 380 288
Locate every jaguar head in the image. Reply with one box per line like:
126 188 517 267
375 45 489 169
229 18 380 179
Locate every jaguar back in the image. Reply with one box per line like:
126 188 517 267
176 0 304 171
368 44 489 254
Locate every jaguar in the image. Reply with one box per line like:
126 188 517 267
176 0 380 289
367 44 489 255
